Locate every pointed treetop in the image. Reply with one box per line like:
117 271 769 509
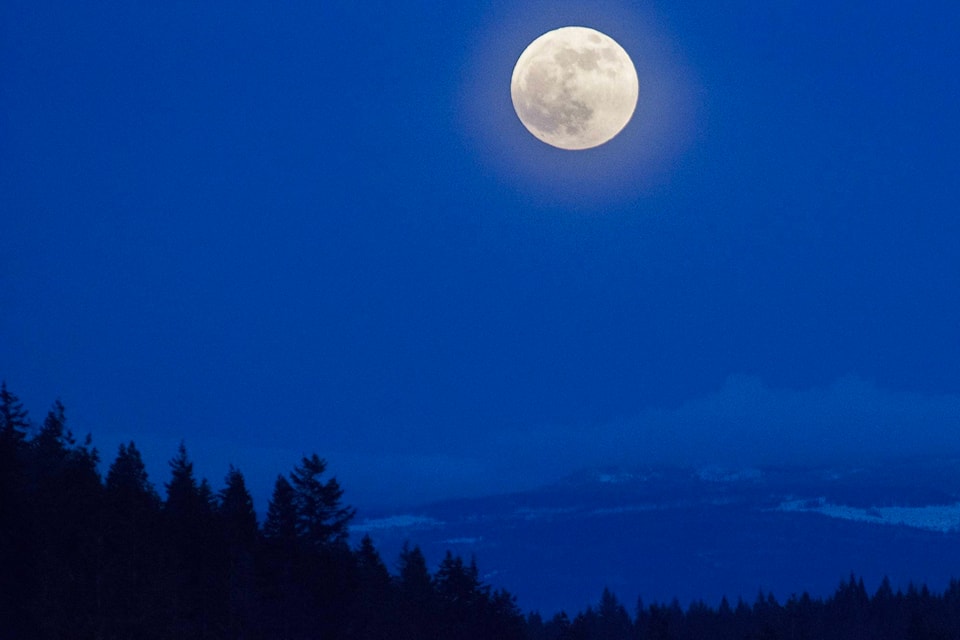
166 441 196 491
435 550 486 606
289 453 355 548
356 534 391 588
398 542 434 601
34 399 72 461
164 440 208 518
263 474 298 544
0 381 30 443
219 465 258 544
106 441 159 509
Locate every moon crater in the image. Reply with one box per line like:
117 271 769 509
511 27 639 150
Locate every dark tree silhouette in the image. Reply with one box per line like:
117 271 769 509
219 465 258 545
26 401 102 638
0 381 29 445
548 610 573 640
263 474 298 544
487 588 528 640
396 543 437 640
434 551 489 640
106 441 160 511
258 456 357 639
217 465 258 638
102 441 164 639
594 587 633 640
0 382 30 633
289 453 355 549
161 442 226 639
351 534 395 639
32 399 71 462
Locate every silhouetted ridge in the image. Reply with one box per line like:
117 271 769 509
0 383 525 640
2 381 960 639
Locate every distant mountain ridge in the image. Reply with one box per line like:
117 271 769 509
355 457 960 615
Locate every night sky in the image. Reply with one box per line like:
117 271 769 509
3 0 959 511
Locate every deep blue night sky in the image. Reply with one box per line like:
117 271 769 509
3 0 959 510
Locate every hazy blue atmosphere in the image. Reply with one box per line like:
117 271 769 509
3 0 959 511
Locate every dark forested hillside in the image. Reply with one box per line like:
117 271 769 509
528 579 960 640
2 382 960 639
0 383 525 640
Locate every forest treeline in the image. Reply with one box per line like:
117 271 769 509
0 383 525 639
529 579 960 640
3 381 960 639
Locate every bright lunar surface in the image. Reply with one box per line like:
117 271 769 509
511 26 639 150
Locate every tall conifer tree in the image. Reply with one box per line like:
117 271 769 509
289 453 355 549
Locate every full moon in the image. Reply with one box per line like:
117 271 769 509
511 27 639 150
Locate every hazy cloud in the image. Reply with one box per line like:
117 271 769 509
97 376 960 510
362 376 960 506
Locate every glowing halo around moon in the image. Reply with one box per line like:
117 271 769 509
456 3 698 205
511 26 639 150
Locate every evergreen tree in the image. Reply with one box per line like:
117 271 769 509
595 588 633 640
32 399 71 465
783 592 820 640
871 576 904 639
686 599 720 640
434 551 488 640
832 573 870 637
0 381 29 444
263 474 298 545
288 453 355 550
641 601 677 640
434 551 485 608
197 477 217 513
396 543 437 640
25 401 103 639
356 534 390 586
164 441 201 517
218 465 258 547
351 534 395 639
546 611 573 640
487 588 527 640
102 442 164 639
260 455 356 640
0 382 30 634
259 474 306 639
398 542 434 602
569 608 597 640
218 466 258 640
161 442 226 639
105 441 160 515
526 611 547 640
